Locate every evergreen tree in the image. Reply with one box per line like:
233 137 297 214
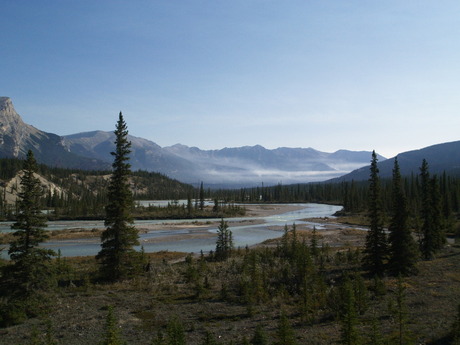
215 218 233 261
340 277 361 345
451 304 460 345
99 306 124 345
166 317 186 345
388 158 419 276
389 276 413 345
363 151 387 277
419 159 433 259
275 312 297 345
199 181 205 211
251 325 268 345
201 330 218 345
97 113 139 281
419 160 445 259
0 150 55 326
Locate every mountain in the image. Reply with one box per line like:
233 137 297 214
62 131 198 181
162 144 382 187
64 130 382 187
330 140 460 182
0 97 109 170
1 97 383 187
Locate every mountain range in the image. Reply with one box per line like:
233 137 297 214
330 140 460 182
2 96 459 187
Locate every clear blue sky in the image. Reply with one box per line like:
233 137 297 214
2 1 460 158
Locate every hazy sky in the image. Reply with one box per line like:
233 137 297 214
2 1 460 158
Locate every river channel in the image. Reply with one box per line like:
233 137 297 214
0 203 342 257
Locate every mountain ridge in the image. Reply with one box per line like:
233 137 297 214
0 97 110 170
0 97 386 187
329 140 460 182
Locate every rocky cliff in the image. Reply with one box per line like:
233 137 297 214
0 97 109 170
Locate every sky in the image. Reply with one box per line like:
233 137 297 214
2 1 460 159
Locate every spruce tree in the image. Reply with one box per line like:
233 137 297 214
97 112 139 281
0 150 55 325
451 304 460 345
419 159 433 259
363 151 387 277
215 218 233 261
251 325 268 345
419 159 445 259
275 312 297 345
99 306 124 345
388 158 418 276
340 277 361 345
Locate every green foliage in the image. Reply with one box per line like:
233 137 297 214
363 151 387 277
0 151 55 327
201 330 218 345
97 113 140 281
419 160 446 259
166 317 186 345
388 277 413 345
250 324 268 345
275 312 297 345
388 158 419 276
99 305 124 345
451 304 460 345
340 277 361 345
215 218 233 261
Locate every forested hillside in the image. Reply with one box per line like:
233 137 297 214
0 157 195 219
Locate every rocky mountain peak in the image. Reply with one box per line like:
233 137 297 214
0 97 26 132
0 97 37 157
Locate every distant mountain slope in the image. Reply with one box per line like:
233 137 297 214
64 130 380 186
330 140 460 182
63 131 198 181
1 97 385 187
0 97 109 170
162 144 382 186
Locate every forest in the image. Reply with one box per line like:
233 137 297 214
1 117 460 344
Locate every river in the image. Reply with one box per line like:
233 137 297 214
0 203 342 257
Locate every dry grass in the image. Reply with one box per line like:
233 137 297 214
1 244 460 345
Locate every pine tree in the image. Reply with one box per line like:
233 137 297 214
0 150 55 326
201 330 218 345
251 325 268 345
8 150 55 275
389 276 413 345
215 218 233 261
419 160 445 259
363 151 387 277
420 159 433 259
275 312 297 345
166 317 186 345
340 277 361 345
199 181 205 211
99 306 124 345
451 304 460 345
97 112 139 281
388 158 418 276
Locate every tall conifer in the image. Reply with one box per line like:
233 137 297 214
0 150 55 325
363 151 387 277
97 112 139 281
419 159 445 259
388 158 418 276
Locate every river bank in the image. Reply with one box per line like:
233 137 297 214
1 203 355 257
